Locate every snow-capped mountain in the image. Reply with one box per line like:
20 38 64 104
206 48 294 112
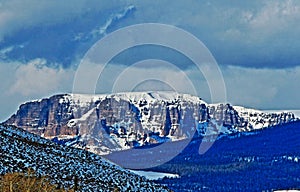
0 123 170 191
4 91 297 155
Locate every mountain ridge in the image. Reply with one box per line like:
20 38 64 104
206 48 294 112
4 91 297 155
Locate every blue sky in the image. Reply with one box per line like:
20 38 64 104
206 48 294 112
0 0 300 121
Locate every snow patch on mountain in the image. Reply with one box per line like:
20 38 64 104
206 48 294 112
129 170 180 180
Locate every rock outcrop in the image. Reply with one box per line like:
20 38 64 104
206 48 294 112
4 92 297 155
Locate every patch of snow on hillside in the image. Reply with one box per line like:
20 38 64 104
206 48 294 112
129 170 180 180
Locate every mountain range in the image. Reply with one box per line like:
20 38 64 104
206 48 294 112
4 91 297 156
2 91 300 191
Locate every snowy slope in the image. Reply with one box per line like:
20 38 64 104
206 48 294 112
0 124 170 191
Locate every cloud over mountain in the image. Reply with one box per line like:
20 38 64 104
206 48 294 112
0 0 300 121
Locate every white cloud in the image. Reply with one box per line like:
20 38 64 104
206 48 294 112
213 0 300 44
1 59 300 121
0 58 75 121
111 61 198 95
246 0 300 40
8 58 74 96
93 62 201 96
222 65 300 109
95 63 300 110
0 46 14 59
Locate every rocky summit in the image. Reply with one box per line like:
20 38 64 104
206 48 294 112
5 92 297 155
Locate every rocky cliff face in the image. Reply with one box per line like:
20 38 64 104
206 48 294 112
5 92 297 155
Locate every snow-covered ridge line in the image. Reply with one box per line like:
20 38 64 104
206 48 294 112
17 91 299 133
231 105 297 129
7 91 297 156
67 91 204 103
264 110 300 118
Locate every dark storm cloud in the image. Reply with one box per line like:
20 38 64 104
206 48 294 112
0 0 300 69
